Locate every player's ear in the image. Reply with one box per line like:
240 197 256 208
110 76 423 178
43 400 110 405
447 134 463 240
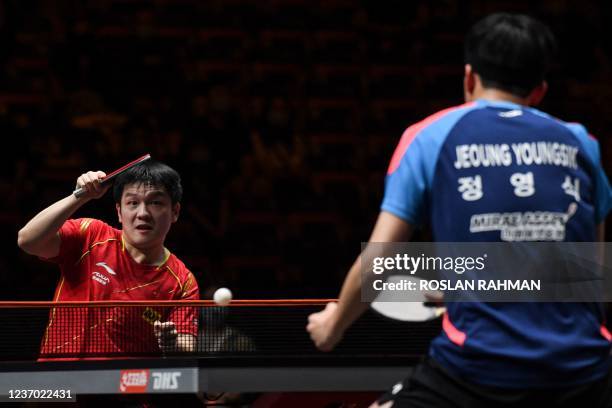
463 64 476 101
526 81 548 106
172 202 180 223
116 203 123 224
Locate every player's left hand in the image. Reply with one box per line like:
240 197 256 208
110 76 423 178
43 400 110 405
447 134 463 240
307 302 343 352
154 320 177 352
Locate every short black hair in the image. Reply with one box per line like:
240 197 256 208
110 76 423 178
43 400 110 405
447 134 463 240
465 13 557 97
113 159 183 204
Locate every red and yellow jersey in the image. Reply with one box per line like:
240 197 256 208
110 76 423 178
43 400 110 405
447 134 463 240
40 218 199 359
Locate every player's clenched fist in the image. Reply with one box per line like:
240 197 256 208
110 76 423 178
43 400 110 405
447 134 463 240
154 320 178 352
75 171 110 199
307 302 343 352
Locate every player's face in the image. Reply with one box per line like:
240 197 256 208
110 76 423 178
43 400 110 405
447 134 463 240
116 183 180 250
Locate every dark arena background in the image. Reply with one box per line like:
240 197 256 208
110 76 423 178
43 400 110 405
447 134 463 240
1 1 612 407
0 0 611 300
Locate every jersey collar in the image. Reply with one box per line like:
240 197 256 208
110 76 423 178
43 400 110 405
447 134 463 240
476 98 526 110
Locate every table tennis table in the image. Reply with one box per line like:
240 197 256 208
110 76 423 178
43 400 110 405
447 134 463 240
0 357 415 397
0 300 440 402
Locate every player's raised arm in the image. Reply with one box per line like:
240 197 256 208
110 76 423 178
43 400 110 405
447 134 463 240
17 170 109 259
307 211 413 351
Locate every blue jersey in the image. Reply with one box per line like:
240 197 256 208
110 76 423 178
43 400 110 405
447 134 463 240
382 98 612 387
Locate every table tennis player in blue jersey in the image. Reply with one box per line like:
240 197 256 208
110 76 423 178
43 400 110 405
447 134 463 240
307 13 612 408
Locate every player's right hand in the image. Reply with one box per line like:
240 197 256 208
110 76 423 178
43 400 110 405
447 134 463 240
307 302 343 352
424 290 444 307
75 171 110 200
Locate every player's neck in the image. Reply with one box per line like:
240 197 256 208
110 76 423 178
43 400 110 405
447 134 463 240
123 239 168 266
472 88 529 106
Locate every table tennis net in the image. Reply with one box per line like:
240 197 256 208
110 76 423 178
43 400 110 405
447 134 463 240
0 301 440 361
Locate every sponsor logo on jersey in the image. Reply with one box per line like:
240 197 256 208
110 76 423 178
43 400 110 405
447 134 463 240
498 109 523 118
92 271 110 285
96 261 117 275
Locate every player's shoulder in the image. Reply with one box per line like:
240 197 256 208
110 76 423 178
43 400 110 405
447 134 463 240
558 120 598 148
412 101 481 135
524 105 589 136
565 122 601 163
388 102 480 174
527 107 601 161
64 218 117 239
166 253 196 280
165 253 199 298
403 101 485 147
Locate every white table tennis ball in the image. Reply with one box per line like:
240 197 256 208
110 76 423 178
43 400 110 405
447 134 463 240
213 287 233 306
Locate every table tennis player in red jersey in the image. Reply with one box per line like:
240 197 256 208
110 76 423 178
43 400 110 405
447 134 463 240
17 159 199 358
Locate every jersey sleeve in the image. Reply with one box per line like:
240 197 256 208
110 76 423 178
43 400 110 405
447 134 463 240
169 271 200 336
381 128 430 225
43 218 105 266
380 103 477 225
567 124 612 224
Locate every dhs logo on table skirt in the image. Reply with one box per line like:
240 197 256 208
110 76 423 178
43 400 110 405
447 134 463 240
119 369 149 393
152 371 181 390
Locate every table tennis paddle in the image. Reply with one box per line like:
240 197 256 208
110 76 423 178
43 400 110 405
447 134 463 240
73 154 151 198
370 275 445 322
